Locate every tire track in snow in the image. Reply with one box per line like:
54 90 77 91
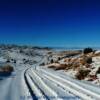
39 69 100 100
24 68 38 100
31 70 78 100
25 73 47 100
28 69 63 100
29 75 50 100
42 68 100 95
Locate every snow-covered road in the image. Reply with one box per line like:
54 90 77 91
24 64 100 100
0 64 33 100
0 59 100 100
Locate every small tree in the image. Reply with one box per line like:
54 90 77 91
83 48 93 54
58 57 61 61
50 59 54 63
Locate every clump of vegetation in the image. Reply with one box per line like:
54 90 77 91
83 56 92 64
40 63 45 66
0 65 14 72
6 59 10 63
50 59 54 63
83 48 93 54
13 60 16 63
48 63 67 70
96 67 100 74
19 49 24 53
55 64 67 70
58 57 61 61
75 68 91 80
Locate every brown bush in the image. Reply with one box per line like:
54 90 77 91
48 63 59 68
71 58 78 63
83 56 92 64
48 65 55 68
79 58 86 65
85 63 92 68
55 64 67 70
96 67 100 74
65 63 73 70
0 65 14 72
93 51 100 57
72 62 81 70
75 68 91 80
48 63 67 70
64 58 71 63
88 75 97 81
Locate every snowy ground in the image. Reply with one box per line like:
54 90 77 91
0 45 100 100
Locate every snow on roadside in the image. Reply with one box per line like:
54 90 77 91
0 57 6 63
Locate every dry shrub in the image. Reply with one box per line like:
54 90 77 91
64 58 71 63
72 62 81 70
71 58 78 62
64 58 68 62
75 68 91 80
0 65 14 72
66 58 82 70
83 56 92 64
48 63 59 68
48 52 92 71
88 75 97 81
48 63 67 70
48 65 55 68
55 64 67 70
65 63 73 70
40 63 45 66
93 52 100 57
96 67 100 74
85 63 92 68
80 58 86 65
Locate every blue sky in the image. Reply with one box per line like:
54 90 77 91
0 0 100 47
